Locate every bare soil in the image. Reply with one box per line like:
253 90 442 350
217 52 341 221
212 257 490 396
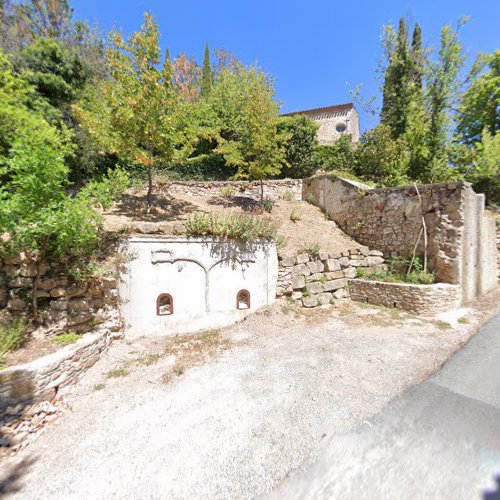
103 187 362 257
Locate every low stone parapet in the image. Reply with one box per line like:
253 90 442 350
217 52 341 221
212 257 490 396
348 279 461 315
277 247 386 308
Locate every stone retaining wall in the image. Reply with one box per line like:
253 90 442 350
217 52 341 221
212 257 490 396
166 179 303 201
303 175 498 303
0 308 121 417
348 279 462 315
0 252 119 333
277 247 386 308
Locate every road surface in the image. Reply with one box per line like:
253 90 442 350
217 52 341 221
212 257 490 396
274 312 500 499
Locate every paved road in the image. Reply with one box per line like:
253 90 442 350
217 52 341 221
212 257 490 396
274 313 500 500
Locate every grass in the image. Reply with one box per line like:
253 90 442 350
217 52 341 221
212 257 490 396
93 383 106 391
300 243 321 258
137 353 161 366
220 186 235 198
289 207 302 223
281 191 294 202
458 316 469 324
356 257 436 285
185 211 278 241
106 367 129 378
53 332 81 345
0 318 28 366
434 320 452 330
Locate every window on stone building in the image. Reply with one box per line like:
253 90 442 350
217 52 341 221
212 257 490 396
236 290 250 310
336 123 347 133
157 293 173 316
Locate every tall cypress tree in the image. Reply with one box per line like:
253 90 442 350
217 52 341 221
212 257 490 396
381 18 412 138
201 43 213 98
411 23 423 88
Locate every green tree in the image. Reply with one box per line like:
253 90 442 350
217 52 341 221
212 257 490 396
209 55 287 203
456 50 500 146
75 13 179 211
201 43 213 98
314 135 359 175
278 115 318 178
356 124 410 186
425 22 466 181
380 18 412 138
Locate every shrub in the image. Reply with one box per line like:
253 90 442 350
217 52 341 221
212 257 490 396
289 207 302 222
0 318 28 365
185 212 278 241
53 332 81 345
300 243 321 257
263 198 274 213
220 186 235 198
281 191 294 202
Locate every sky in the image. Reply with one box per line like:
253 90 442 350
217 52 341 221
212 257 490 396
72 0 500 133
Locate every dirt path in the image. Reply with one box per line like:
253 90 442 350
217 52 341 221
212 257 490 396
2 296 498 499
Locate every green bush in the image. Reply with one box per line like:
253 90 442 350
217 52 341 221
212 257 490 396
0 318 28 365
263 198 274 213
53 332 81 345
185 212 278 241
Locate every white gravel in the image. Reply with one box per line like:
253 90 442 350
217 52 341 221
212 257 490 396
1 300 489 499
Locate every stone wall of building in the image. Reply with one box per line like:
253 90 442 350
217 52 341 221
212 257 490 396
348 280 462 315
166 179 303 202
303 175 498 303
277 246 386 308
0 252 119 334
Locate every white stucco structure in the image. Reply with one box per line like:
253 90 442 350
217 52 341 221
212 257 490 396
119 236 278 338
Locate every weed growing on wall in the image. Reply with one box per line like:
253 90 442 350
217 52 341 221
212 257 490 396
185 212 278 241
0 317 28 366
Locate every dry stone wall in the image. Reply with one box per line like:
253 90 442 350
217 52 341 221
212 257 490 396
277 246 386 308
303 175 498 303
349 280 461 315
166 179 302 201
0 252 119 334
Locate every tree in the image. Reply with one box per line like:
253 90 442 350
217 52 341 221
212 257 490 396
380 18 412 138
425 22 466 181
278 115 318 178
201 43 213 98
75 13 179 211
314 135 359 175
208 55 287 204
456 50 500 146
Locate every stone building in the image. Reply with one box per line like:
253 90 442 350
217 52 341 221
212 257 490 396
284 102 360 144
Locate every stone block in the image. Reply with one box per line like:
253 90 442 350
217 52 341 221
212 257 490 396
319 252 329 261
19 263 37 278
343 267 357 278
67 284 88 298
305 281 324 294
135 222 159 234
326 270 344 279
292 264 311 277
339 257 350 268
7 298 26 311
292 275 305 290
302 295 318 308
359 246 370 256
307 273 323 282
296 253 310 264
324 279 347 291
350 255 364 260
51 299 68 311
325 259 340 272
367 256 385 266
307 260 324 274
50 287 67 298
329 252 342 259
67 313 93 327
333 288 349 299
68 298 91 313
318 292 333 305
9 277 33 288
291 291 303 300
4 265 20 278
280 256 296 267
369 250 384 257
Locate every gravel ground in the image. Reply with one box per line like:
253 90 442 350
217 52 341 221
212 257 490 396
2 296 497 499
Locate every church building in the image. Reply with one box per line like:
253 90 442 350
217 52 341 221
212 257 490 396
284 102 360 145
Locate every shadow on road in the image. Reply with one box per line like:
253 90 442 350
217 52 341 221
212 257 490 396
0 457 36 495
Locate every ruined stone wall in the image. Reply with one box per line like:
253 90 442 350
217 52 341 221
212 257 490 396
303 175 498 303
0 252 120 334
166 179 303 201
349 280 461 315
277 246 386 308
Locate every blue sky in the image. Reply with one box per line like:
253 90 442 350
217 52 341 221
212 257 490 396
73 1 499 133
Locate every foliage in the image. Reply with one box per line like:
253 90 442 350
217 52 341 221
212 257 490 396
278 114 319 178
75 13 180 211
356 124 410 186
289 207 302 222
356 256 435 285
53 331 80 345
456 50 500 146
220 186 235 198
184 212 278 241
201 43 213 98
262 198 274 213
0 317 28 365
314 136 359 174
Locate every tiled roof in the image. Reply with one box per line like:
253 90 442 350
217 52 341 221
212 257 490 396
283 102 354 117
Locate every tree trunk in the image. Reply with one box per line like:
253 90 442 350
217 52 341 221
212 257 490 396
146 164 153 214
32 261 40 324
260 179 264 208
